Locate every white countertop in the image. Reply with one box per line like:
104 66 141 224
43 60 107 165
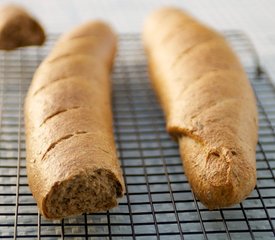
1 0 275 80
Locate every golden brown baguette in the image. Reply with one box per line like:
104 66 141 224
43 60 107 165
143 7 258 209
24 21 124 219
0 4 45 50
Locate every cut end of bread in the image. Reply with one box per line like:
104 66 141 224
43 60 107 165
1 20 45 50
42 168 124 219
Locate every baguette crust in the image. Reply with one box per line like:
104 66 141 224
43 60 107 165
25 21 124 219
143 7 258 209
0 4 45 50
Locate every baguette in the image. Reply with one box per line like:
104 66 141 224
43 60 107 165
143 7 258 209
24 21 124 219
0 4 45 50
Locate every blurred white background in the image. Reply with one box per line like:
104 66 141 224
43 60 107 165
0 0 275 79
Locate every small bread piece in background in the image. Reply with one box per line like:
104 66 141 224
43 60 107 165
0 4 45 50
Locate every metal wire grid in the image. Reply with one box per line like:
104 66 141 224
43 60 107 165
0 32 274 239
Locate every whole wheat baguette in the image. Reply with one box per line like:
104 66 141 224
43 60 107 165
143 7 258 209
24 21 124 219
0 4 45 50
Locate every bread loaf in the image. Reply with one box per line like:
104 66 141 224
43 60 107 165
0 4 45 50
143 7 258 209
24 21 124 219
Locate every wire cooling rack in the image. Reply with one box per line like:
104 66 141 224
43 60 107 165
0 32 275 239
